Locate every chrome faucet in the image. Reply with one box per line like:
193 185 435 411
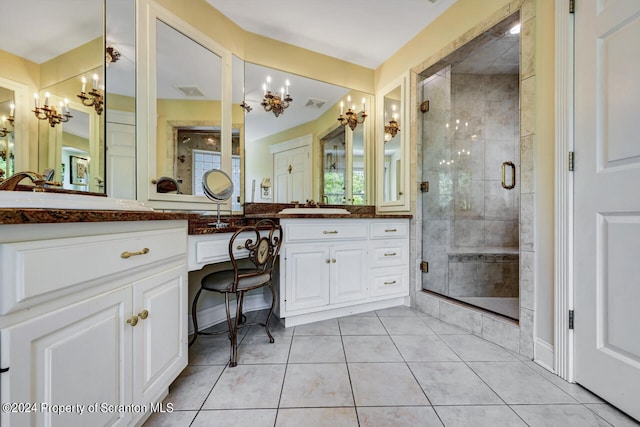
0 171 60 192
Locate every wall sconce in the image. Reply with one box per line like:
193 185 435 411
384 104 400 141
240 100 252 113
0 103 15 137
105 43 121 66
33 93 72 128
261 76 292 117
77 74 104 115
337 96 367 131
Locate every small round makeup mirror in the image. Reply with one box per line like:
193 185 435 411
202 169 234 228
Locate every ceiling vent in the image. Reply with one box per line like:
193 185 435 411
175 85 205 97
305 98 328 109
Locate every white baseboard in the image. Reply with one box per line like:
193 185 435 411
534 337 555 372
188 293 271 334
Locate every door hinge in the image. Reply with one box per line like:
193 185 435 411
420 261 429 273
0 367 9 373
569 0 575 14
568 151 575 171
420 181 429 193
420 100 430 113
569 310 575 330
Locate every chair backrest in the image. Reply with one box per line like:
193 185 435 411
227 219 283 291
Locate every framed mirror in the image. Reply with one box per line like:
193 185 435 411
105 0 137 199
377 72 410 211
137 0 235 210
244 62 373 205
0 0 104 191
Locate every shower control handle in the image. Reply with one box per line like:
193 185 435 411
501 161 516 190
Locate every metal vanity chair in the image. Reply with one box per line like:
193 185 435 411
189 218 283 367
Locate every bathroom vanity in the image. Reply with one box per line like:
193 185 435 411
0 199 411 426
0 207 190 427
278 217 410 326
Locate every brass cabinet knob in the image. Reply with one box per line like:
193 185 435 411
325 259 331 264
138 310 149 320
127 316 139 327
331 258 336 263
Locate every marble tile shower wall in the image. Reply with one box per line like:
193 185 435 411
421 70 520 298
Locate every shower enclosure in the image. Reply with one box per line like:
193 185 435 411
419 13 521 320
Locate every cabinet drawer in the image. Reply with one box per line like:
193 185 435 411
370 240 409 267
285 222 367 242
369 268 409 297
370 221 409 239
1 228 186 314
193 231 255 266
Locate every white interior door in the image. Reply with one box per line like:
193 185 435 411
574 0 640 420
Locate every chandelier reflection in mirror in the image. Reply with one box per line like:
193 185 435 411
261 76 293 117
384 104 400 142
337 96 367 131
0 103 14 137
33 93 72 128
77 74 104 115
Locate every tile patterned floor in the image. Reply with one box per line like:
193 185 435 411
144 307 640 426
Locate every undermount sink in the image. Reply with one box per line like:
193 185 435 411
278 207 351 215
0 191 154 211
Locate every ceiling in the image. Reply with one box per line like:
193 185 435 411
205 0 458 69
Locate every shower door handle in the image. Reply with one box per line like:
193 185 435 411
501 161 516 190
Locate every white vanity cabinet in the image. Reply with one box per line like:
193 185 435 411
0 220 188 427
279 218 410 326
284 242 368 312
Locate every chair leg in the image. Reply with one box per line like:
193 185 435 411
224 292 238 367
264 282 275 344
189 287 203 347
238 295 247 325
230 291 245 366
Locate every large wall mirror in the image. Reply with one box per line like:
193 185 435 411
137 0 240 210
0 0 105 193
243 62 373 205
377 73 410 212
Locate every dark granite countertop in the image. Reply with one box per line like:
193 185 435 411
0 203 410 235
0 209 193 225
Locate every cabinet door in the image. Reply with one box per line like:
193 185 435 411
330 243 368 304
132 265 187 409
1 288 132 427
284 245 330 312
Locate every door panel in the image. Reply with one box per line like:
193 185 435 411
574 0 640 420
2 288 131 427
331 244 367 304
285 245 330 311
132 266 187 407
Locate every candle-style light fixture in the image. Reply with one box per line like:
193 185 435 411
240 100 252 113
261 76 292 117
384 104 400 141
33 93 72 128
337 96 367 131
0 102 15 137
77 74 104 115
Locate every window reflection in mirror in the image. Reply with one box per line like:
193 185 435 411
322 127 346 204
155 19 222 194
174 126 241 210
